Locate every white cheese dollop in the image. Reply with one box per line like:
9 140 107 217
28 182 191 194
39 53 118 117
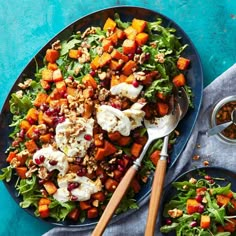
123 101 146 129
96 105 131 136
96 103 146 136
55 117 94 158
110 82 143 100
53 173 102 203
33 145 69 176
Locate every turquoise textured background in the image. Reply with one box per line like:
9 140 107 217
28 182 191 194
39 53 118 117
0 1 235 235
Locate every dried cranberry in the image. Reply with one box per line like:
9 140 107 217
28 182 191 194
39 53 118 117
117 165 125 172
39 155 45 163
89 70 96 77
109 164 116 171
99 173 108 184
71 195 78 201
40 103 49 112
28 117 35 125
115 70 120 75
204 175 212 180
117 159 124 166
132 80 139 88
165 218 172 225
195 194 203 203
49 160 58 166
144 52 150 61
19 129 25 138
127 53 134 60
190 221 198 227
45 108 54 116
136 46 142 54
67 182 79 191
123 154 130 159
35 158 41 165
208 179 215 184
74 157 83 165
67 76 74 81
57 116 65 124
84 134 92 141
197 204 204 214
38 179 46 185
77 167 86 177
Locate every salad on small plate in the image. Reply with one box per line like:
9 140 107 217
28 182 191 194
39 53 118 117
160 167 236 236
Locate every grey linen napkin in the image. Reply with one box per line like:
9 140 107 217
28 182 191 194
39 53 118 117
43 64 236 236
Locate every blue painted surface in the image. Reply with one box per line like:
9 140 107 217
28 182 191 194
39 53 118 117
0 1 235 235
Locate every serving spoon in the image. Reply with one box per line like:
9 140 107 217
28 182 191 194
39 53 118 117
145 87 189 236
91 88 189 236
207 109 236 137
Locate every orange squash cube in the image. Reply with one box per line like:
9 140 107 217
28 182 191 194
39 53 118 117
43 181 57 195
38 204 50 218
103 17 116 31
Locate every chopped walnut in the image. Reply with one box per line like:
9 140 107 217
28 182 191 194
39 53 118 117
98 88 110 101
134 71 146 81
174 130 180 136
10 158 21 168
81 41 91 49
26 165 38 178
149 42 157 48
203 160 209 166
52 40 61 50
141 175 148 183
202 197 208 203
193 155 200 161
37 166 48 179
96 46 104 56
107 172 114 177
108 158 116 164
15 90 23 98
18 79 32 89
189 178 197 184
182 185 189 190
155 53 165 63
92 200 99 207
81 27 97 38
98 72 107 80
40 189 48 198
37 124 47 134
168 208 183 218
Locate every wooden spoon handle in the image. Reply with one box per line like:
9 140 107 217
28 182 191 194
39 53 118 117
144 158 167 236
92 165 138 236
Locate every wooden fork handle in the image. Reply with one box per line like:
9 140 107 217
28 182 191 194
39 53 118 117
145 159 167 236
91 165 138 236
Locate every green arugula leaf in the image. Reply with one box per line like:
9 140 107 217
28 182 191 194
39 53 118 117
0 166 12 182
114 13 130 29
210 183 231 195
144 78 173 102
61 38 81 56
9 93 33 115
160 222 179 233
49 200 76 221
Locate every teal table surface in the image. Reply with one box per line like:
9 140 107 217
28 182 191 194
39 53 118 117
0 1 235 235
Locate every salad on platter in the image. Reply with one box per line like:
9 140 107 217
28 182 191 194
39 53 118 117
0 13 192 223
